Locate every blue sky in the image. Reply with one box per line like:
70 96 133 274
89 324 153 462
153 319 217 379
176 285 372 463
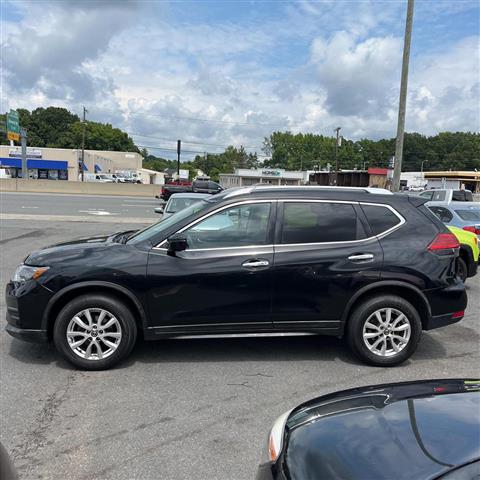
2 0 479 159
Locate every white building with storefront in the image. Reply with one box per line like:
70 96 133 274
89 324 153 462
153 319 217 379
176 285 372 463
219 168 307 188
0 146 143 181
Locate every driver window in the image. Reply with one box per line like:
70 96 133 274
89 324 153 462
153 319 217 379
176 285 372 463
183 203 271 249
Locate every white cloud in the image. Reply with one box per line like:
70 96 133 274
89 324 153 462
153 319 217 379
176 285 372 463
3 0 479 158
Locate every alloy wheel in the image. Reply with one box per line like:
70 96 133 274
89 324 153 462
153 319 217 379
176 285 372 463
362 307 411 357
66 308 122 360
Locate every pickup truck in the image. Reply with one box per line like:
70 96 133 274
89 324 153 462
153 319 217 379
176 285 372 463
418 188 473 202
158 180 223 200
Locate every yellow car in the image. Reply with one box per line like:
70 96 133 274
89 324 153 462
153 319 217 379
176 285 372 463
448 226 479 282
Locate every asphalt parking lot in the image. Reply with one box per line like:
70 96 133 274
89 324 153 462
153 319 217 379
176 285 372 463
1 192 479 480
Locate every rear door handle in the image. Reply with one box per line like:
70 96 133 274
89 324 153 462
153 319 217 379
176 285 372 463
348 253 374 262
242 259 270 269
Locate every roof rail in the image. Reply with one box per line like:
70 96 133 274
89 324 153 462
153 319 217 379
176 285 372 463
251 185 392 195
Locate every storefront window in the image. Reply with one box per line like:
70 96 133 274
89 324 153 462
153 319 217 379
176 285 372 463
48 170 59 180
38 169 49 179
58 170 68 180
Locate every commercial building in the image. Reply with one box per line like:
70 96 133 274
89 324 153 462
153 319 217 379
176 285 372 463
423 171 480 193
0 146 142 181
219 168 307 188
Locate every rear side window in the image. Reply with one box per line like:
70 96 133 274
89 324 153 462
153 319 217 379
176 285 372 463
281 202 363 244
432 191 446 201
428 206 453 223
361 205 402 236
195 181 208 188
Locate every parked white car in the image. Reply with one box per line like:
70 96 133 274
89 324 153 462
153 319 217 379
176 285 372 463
83 173 114 183
0 167 12 179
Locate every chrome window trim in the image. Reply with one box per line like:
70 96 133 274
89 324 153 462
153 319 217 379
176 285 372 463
152 198 405 251
153 199 274 249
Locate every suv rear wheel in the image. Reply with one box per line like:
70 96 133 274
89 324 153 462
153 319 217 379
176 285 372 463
347 295 422 366
53 294 137 370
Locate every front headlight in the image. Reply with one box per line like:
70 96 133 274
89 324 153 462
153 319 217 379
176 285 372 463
12 265 49 283
260 409 292 464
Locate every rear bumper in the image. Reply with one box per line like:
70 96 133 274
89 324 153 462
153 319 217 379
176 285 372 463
424 281 467 327
424 312 465 331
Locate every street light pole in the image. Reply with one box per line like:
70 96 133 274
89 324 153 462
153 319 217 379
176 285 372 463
20 128 28 180
392 0 415 192
81 106 87 182
334 127 341 185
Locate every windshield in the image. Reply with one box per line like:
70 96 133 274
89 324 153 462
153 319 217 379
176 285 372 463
455 209 480 221
127 199 210 244
167 197 204 213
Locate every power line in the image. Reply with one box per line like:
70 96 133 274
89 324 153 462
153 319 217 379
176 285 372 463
127 132 264 151
127 110 297 129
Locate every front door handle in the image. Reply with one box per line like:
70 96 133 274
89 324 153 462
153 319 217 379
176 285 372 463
242 259 270 269
348 253 374 262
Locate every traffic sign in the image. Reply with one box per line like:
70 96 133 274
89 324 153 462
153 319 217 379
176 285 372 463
7 109 20 141
7 131 20 142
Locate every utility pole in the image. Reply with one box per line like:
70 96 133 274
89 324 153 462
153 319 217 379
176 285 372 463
177 140 181 180
81 106 87 182
334 127 341 185
392 0 415 192
20 128 28 180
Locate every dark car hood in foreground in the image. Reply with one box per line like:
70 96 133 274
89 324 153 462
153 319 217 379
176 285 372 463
283 379 480 480
24 230 138 266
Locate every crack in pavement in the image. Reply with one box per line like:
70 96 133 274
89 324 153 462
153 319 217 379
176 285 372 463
12 372 82 471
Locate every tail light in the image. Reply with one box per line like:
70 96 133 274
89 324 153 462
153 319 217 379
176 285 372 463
463 226 480 235
428 233 460 251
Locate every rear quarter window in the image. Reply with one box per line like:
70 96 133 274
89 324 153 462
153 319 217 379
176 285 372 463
428 206 453 223
361 204 402 236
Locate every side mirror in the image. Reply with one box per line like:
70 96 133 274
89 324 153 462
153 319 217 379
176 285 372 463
154 206 164 214
167 235 188 254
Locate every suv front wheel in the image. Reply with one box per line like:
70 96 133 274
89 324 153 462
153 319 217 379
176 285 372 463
53 294 137 370
347 295 422 366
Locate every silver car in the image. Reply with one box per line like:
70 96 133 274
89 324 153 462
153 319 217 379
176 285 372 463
154 192 210 218
427 201 480 238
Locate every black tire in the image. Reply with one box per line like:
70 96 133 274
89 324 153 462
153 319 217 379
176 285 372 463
456 257 468 283
346 295 422 367
53 294 137 370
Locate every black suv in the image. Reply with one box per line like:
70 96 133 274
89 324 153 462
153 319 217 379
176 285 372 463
6 186 467 370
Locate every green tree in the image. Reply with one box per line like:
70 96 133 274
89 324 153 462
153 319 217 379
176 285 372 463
60 121 139 152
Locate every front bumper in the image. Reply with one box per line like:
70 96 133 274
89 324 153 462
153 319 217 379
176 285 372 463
5 280 53 342
5 324 48 343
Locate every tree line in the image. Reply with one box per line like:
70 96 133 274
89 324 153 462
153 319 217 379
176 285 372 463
2 107 478 181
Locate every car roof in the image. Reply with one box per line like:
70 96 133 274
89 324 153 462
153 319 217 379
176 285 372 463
168 192 210 199
211 185 417 206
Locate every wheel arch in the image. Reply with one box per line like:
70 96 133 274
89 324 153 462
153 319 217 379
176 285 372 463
459 244 474 276
339 281 431 336
42 281 148 340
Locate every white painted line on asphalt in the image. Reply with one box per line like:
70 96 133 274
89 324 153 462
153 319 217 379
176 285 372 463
21 206 39 209
78 209 117 216
122 203 156 207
